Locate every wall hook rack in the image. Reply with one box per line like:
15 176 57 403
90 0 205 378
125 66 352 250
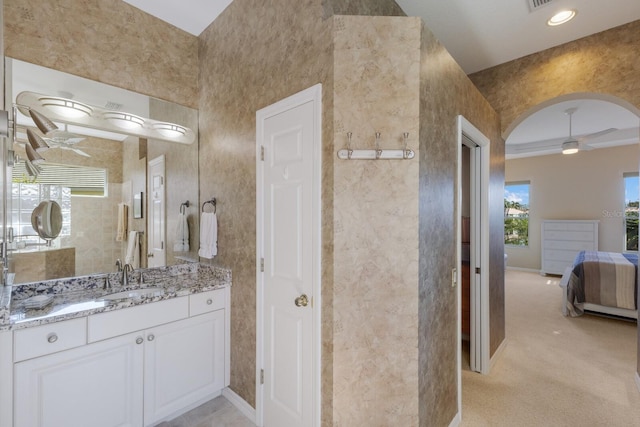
337 132 414 160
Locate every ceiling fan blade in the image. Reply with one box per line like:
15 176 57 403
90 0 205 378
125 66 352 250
47 130 85 145
578 127 618 142
59 146 91 157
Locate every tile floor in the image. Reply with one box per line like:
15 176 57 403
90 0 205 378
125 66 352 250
157 396 255 427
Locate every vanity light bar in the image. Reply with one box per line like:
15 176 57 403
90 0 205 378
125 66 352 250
16 91 196 144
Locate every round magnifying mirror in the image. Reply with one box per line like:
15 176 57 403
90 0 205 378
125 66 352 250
31 200 63 242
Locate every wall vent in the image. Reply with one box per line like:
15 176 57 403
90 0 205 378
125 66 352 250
527 0 554 12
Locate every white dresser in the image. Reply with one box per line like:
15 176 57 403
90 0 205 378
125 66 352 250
541 220 599 275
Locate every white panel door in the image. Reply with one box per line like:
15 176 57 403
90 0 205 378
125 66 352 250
262 99 315 427
14 332 144 427
148 155 166 268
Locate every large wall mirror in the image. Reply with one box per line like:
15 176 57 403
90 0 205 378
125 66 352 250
4 58 200 285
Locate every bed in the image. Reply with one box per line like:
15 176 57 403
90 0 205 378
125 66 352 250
559 251 638 319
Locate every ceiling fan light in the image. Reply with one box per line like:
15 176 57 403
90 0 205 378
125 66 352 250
562 139 579 155
26 129 50 152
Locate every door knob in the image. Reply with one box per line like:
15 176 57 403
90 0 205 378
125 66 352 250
147 253 154 257
294 294 309 307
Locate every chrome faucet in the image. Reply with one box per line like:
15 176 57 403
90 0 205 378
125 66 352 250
115 259 123 272
122 263 133 287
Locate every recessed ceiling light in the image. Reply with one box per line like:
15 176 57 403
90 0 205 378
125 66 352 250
547 9 577 26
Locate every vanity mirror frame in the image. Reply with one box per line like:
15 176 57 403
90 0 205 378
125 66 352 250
1 58 201 286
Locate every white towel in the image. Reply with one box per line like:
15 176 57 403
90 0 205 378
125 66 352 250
173 211 190 252
116 203 128 242
198 212 217 259
125 230 140 268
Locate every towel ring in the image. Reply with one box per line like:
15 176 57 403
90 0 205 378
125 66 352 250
202 198 216 213
180 201 190 214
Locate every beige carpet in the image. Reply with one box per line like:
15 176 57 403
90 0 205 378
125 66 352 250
461 269 640 426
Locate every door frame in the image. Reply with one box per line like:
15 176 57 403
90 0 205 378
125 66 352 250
456 115 491 410
255 84 322 427
148 155 166 268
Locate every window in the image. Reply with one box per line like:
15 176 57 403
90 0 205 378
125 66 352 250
624 173 638 252
504 181 530 246
10 184 71 247
13 163 107 197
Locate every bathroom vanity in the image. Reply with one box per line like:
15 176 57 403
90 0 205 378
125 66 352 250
0 263 231 427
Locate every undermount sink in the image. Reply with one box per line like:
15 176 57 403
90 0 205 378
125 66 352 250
101 287 165 301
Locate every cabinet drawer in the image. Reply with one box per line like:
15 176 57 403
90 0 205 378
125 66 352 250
88 297 189 343
542 260 572 275
543 222 595 232
544 249 579 263
14 317 87 362
543 230 595 242
190 289 226 316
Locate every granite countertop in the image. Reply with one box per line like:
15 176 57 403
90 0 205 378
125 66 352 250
0 263 231 331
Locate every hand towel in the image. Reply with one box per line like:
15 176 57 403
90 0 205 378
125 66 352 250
173 210 190 252
198 212 217 259
116 203 128 242
125 230 140 268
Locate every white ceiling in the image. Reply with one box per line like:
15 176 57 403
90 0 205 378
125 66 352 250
121 0 640 158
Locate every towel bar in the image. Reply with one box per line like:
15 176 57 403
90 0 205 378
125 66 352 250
202 198 216 213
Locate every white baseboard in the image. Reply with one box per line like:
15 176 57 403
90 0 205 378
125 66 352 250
635 372 640 394
223 387 256 424
505 266 540 273
448 411 461 427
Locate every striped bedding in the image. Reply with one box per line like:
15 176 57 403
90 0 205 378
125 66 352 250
566 251 638 317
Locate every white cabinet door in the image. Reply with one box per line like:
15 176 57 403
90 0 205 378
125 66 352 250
143 310 225 425
14 332 144 427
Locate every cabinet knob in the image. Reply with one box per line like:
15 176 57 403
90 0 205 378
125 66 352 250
136 337 144 345
47 333 58 344
147 334 155 342
206 299 213 305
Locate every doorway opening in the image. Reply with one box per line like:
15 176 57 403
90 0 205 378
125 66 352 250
456 115 491 413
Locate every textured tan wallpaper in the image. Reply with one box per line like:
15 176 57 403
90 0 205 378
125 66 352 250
332 15 421 426
469 20 640 137
198 0 335 415
418 22 503 426
4 0 199 108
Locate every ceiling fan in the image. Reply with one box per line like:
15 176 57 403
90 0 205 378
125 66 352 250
561 107 617 155
16 125 91 158
508 107 619 156
42 126 91 158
